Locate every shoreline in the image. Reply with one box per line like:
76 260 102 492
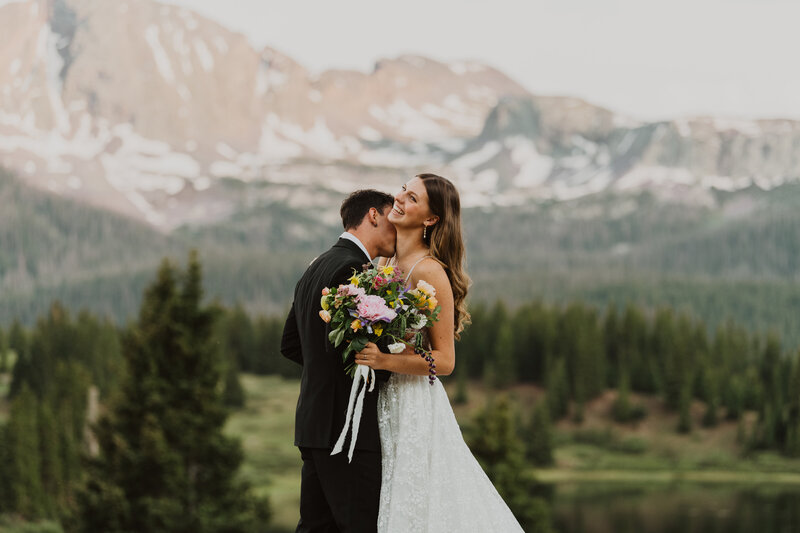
535 469 800 484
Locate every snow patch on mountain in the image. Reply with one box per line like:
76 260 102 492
449 62 486 75
451 141 501 169
144 25 176 85
193 38 214 71
370 100 447 140
507 137 553 188
255 62 287 96
357 126 382 142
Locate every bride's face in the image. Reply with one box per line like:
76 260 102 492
388 177 437 229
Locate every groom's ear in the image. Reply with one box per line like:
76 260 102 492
368 207 380 227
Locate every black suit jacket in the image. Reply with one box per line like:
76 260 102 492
281 238 389 451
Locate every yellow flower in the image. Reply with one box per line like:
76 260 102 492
381 265 395 277
387 290 392 295
320 295 330 310
350 274 360 286
351 319 362 331
373 324 383 336
427 297 438 310
417 279 436 297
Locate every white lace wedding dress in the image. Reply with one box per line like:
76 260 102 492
376 343 524 532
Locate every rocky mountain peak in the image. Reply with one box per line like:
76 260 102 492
1 0 799 230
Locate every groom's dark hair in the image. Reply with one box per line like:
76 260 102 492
340 189 394 230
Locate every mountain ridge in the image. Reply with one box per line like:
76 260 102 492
1 0 799 229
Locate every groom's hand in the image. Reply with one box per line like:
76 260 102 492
354 342 390 371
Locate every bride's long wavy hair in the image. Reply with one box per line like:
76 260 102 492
418 173 472 339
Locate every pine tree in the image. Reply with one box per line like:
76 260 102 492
621 304 654 393
457 302 491 379
677 383 692 434
253 315 299 377
37 400 61 516
453 360 469 405
512 303 555 384
76 253 270 532
468 396 552 532
655 308 681 410
603 304 620 388
0 325 7 373
7 319 27 359
223 357 246 409
218 305 256 373
526 400 554 466
8 319 29 398
753 333 784 449
784 351 800 457
4 384 47 518
546 359 570 421
489 321 515 389
724 375 745 421
0 425 10 512
701 365 720 428
612 370 632 423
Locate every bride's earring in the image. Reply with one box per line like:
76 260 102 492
423 225 427 239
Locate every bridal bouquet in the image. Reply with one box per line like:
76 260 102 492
319 263 441 462
319 263 441 376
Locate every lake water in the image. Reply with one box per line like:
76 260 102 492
550 484 800 533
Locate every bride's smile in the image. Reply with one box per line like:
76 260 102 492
388 177 438 231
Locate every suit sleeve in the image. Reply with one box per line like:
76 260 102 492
280 302 303 366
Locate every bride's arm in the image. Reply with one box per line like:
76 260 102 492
355 261 456 376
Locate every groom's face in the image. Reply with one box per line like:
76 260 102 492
375 204 397 258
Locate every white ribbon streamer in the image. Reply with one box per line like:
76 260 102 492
331 364 376 463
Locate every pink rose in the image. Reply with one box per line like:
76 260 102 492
338 283 366 299
356 294 397 323
319 309 331 323
322 287 330 296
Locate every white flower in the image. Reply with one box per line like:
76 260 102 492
410 314 428 330
388 342 406 354
416 279 436 297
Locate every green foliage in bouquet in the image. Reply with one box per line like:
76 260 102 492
319 264 441 376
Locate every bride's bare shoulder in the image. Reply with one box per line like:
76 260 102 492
410 258 451 295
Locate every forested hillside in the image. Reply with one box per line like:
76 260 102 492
3 168 800 346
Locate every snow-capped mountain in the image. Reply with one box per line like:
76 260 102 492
458 95 800 207
1 0 799 229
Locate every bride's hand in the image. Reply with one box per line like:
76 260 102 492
354 342 390 371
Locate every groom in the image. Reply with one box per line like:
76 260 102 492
281 189 396 532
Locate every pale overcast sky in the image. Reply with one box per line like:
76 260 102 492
6 0 799 120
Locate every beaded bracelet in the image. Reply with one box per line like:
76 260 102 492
419 350 436 385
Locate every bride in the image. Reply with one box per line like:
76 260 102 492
355 174 524 532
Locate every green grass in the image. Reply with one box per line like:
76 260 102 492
225 375 302 532
0 352 13 423
3 373 800 532
227 375 800 531
0 516 62 533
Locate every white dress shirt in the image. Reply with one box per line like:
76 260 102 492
339 231 371 262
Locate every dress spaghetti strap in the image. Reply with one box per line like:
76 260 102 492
404 255 432 283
